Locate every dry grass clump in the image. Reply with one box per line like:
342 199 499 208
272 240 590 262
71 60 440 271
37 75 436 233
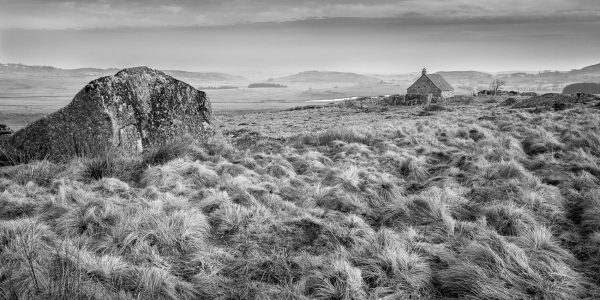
479 159 532 183
350 229 432 298
1 160 62 186
299 126 375 146
82 154 144 183
521 127 563 156
399 156 429 181
141 159 218 192
580 189 600 233
483 134 527 162
437 229 584 299
304 257 365 299
4 103 600 298
143 138 199 165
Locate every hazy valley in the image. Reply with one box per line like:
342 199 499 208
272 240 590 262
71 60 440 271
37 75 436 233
3 62 600 130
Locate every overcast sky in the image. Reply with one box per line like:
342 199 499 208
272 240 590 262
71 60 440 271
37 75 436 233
1 0 599 74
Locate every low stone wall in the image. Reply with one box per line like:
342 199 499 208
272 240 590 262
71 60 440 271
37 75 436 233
382 94 432 106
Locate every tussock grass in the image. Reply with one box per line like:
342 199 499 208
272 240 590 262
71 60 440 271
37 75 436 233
4 104 600 298
141 159 218 192
580 189 600 233
300 126 375 146
479 159 532 183
82 153 143 182
399 156 429 181
483 202 536 236
521 128 563 156
351 229 432 298
305 258 366 300
1 160 62 186
143 137 197 165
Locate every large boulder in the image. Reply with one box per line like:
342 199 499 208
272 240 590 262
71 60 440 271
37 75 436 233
4 67 218 159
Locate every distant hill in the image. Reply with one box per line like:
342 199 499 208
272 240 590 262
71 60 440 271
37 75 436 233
162 70 246 82
0 63 60 72
570 63 600 75
276 71 381 83
563 82 600 94
0 63 118 76
434 71 492 81
0 63 246 81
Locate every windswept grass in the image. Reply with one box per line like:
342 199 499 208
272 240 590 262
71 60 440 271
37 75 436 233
2 101 600 299
298 126 375 146
1 160 62 186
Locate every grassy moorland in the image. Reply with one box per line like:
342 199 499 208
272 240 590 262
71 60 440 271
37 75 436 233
2 97 600 299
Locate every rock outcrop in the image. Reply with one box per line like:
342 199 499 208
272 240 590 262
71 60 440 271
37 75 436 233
512 93 585 109
4 67 217 159
0 124 13 136
0 124 13 144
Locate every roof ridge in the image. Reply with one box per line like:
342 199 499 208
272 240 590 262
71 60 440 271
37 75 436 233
425 73 454 91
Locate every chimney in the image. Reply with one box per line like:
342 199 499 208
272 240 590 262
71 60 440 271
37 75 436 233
422 68 427 75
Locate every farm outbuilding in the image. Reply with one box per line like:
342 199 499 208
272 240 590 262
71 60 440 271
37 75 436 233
407 68 454 99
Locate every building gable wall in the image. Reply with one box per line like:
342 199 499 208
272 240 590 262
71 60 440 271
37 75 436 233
407 75 441 96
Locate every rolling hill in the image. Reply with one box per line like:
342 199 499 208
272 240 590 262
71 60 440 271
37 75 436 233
569 62 600 76
562 82 600 94
275 70 381 83
162 70 246 82
0 63 246 82
434 71 493 81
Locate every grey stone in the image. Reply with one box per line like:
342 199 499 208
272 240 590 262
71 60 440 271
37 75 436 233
0 124 13 136
0 124 13 145
4 67 218 159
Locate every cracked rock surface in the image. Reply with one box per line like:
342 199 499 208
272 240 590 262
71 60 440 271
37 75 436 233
4 67 217 159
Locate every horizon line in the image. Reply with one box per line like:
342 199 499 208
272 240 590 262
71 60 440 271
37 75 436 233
2 61 597 76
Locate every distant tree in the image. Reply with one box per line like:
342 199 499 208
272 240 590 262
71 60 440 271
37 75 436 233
489 79 506 96
357 97 368 109
248 83 287 88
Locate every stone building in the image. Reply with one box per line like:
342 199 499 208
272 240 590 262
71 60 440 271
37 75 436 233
407 68 454 99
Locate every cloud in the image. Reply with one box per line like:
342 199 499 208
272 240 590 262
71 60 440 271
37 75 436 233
0 0 599 29
2 15 599 74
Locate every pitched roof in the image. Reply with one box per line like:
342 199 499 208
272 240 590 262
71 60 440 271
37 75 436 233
426 74 454 91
